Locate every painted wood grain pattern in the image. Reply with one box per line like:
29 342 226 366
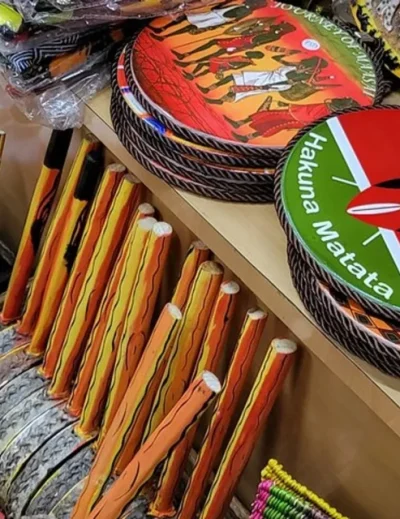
46 174 140 396
151 281 240 517
177 307 268 519
199 339 297 519
171 240 209 311
71 217 157 435
72 372 221 519
143 261 223 442
67 205 155 419
100 221 173 435
102 303 182 472
27 150 103 356
41 165 129 381
18 134 99 336
1 130 73 323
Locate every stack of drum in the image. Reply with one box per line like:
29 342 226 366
275 107 400 376
111 0 383 202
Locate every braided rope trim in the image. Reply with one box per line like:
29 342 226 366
113 92 271 196
127 20 386 162
115 42 276 170
111 92 273 203
112 63 274 186
288 244 400 377
274 104 400 322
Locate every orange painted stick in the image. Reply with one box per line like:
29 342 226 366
46 175 141 396
150 280 240 517
18 134 99 336
101 303 182 471
40 164 130 381
66 206 155 419
100 222 173 436
171 240 209 310
199 338 297 519
77 222 172 438
27 150 103 356
73 372 222 519
72 219 164 436
143 261 223 442
177 307 268 519
1 129 73 323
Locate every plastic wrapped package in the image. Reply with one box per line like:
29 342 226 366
0 0 218 128
2 62 110 128
13 0 220 25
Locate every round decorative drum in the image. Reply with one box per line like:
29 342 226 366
130 0 379 156
352 0 400 77
288 244 400 376
275 107 400 322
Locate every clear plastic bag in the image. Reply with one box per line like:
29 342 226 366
2 61 110 128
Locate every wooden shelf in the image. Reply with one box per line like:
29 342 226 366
84 89 400 439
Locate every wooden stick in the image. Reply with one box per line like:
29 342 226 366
74 221 172 437
66 206 155 419
171 240 209 310
40 164 129 380
199 338 297 519
46 173 140 395
26 149 103 356
72 372 222 519
176 307 268 519
100 222 173 436
1 129 73 324
18 134 99 336
100 303 182 467
142 261 223 442
150 281 240 517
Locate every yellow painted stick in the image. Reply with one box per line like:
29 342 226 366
67 205 155 419
40 164 130 380
73 372 222 519
171 240 209 310
46 174 141 397
1 129 73 323
150 281 240 517
18 134 99 337
100 222 173 437
177 308 268 519
199 339 297 519
77 222 172 438
27 150 103 356
101 303 182 471
70 217 158 436
142 261 223 443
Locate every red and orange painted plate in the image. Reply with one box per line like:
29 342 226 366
130 0 378 152
116 47 274 171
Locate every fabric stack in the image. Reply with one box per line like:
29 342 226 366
0 0 209 127
251 459 347 519
275 106 400 376
111 0 383 202
352 0 400 78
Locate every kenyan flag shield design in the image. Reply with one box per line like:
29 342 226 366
281 108 400 313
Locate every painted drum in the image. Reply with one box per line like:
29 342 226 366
288 244 400 376
352 0 400 78
275 107 400 322
130 0 380 155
